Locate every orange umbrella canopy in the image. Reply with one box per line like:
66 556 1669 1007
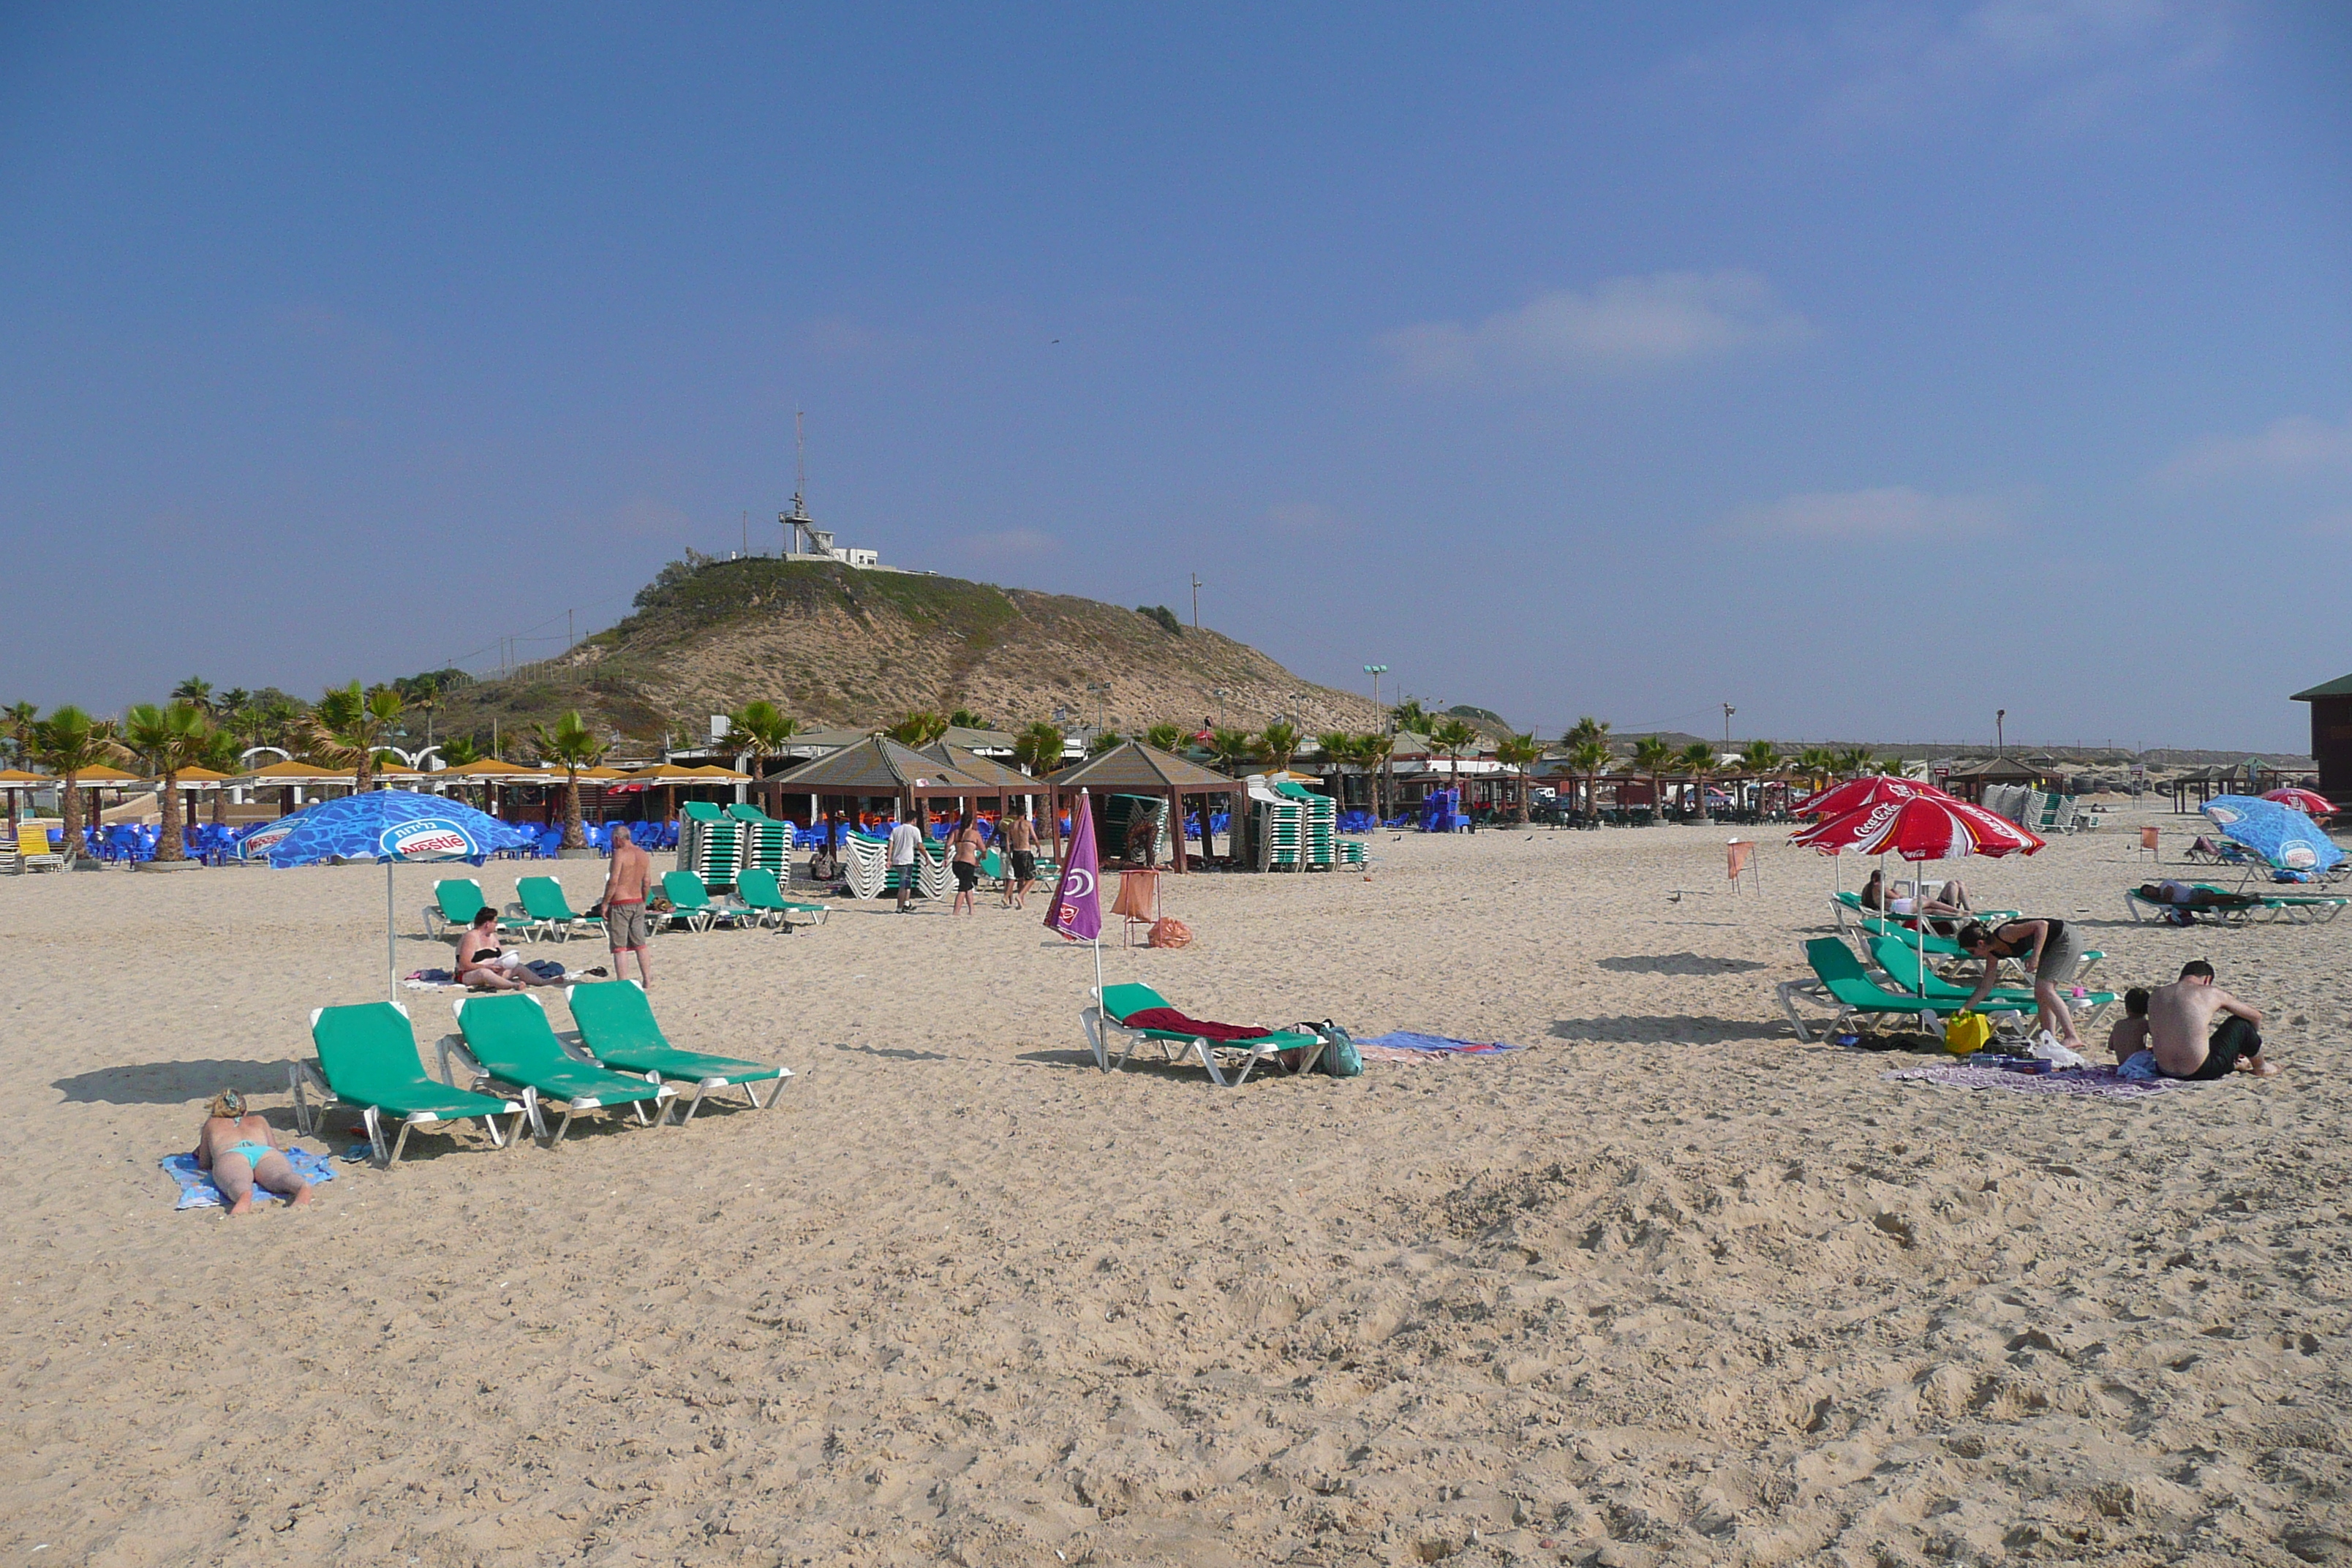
63 764 144 784
437 758 550 780
629 764 708 780
689 764 752 781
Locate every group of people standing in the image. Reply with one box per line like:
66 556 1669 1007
885 807 1039 916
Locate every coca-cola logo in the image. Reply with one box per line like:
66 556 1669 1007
384 821 474 860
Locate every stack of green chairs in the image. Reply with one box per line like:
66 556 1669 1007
1275 781 1338 869
1257 796 1304 869
725 802 791 880
1335 838 1367 869
678 801 744 892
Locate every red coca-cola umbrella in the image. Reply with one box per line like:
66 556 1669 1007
1794 794 2044 1020
2261 787 2335 815
1793 794 2044 860
1793 774 1948 818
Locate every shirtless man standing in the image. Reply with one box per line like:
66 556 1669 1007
998 808 1036 908
2146 960 2276 1079
195 1090 311 1215
603 823 653 989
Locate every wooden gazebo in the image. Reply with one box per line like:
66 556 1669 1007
766 734 1006 830
1042 741 1243 873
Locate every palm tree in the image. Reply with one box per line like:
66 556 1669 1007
1632 736 1675 823
947 707 991 731
1564 738 1613 824
407 677 440 750
123 701 216 861
306 680 404 791
1355 731 1395 820
197 726 243 827
1390 698 1432 735
3 701 37 766
1145 723 1186 753
729 699 801 781
1494 731 1542 823
438 734 483 769
1676 741 1716 821
1088 729 1125 754
886 710 949 747
1208 728 1259 777
1739 739 1781 775
1259 721 1302 774
529 710 608 851
170 676 216 715
1796 747 1837 794
31 706 122 858
1563 715 1611 751
1012 721 1066 777
1428 718 1479 803
1834 745 1874 778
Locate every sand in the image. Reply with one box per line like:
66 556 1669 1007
3 813 2348 1567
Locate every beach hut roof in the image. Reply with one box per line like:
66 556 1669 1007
766 734 998 794
630 764 709 780
2292 671 2352 701
1044 739 1236 792
61 764 146 784
0 768 51 785
688 764 752 781
918 742 1034 789
941 725 1017 751
436 758 547 779
238 759 354 784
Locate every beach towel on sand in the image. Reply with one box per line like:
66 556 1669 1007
161 1149 335 1210
1884 1064 2176 1100
1354 1032 1520 1063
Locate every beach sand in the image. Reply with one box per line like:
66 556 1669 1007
3 815 2347 1566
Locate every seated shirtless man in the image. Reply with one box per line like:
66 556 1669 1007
2146 960 2276 1079
195 1090 310 1215
454 906 564 990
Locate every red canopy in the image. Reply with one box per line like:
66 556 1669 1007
1792 794 2044 862
1793 775 1948 818
2261 787 2334 815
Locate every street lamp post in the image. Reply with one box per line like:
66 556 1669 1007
1364 664 1387 714
1086 683 1111 739
1722 703 1735 753
1996 709 2006 755
1213 688 1228 729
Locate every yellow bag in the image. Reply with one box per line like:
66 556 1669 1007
1943 1013 1991 1055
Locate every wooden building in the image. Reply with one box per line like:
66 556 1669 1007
2291 671 2352 802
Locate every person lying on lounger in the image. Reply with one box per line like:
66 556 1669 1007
195 1090 311 1215
2146 960 2275 1079
1861 869 1972 917
456 906 565 990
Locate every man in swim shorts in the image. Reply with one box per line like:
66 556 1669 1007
195 1090 311 1215
602 823 653 989
2146 960 2276 1079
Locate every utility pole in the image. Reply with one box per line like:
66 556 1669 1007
742 510 748 558
567 608 574 653
1191 573 1203 630
1722 703 1735 753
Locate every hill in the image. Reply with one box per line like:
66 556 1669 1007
428 556 1384 747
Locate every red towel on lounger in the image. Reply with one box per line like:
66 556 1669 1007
1119 1006 1273 1041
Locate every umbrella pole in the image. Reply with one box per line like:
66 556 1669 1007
386 860 397 1004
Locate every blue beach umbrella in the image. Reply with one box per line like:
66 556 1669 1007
2200 794 2346 876
244 791 535 1000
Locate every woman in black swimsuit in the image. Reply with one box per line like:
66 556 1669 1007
1956 917 2087 1050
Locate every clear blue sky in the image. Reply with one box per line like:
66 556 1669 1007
4 4 2348 750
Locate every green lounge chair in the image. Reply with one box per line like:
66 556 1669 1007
660 870 748 933
426 877 536 941
293 1000 532 1167
1777 937 1980 1042
1864 935 2116 1032
446 992 675 1144
516 875 604 942
2124 881 2264 927
734 867 829 930
568 980 791 1120
1083 981 1330 1086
